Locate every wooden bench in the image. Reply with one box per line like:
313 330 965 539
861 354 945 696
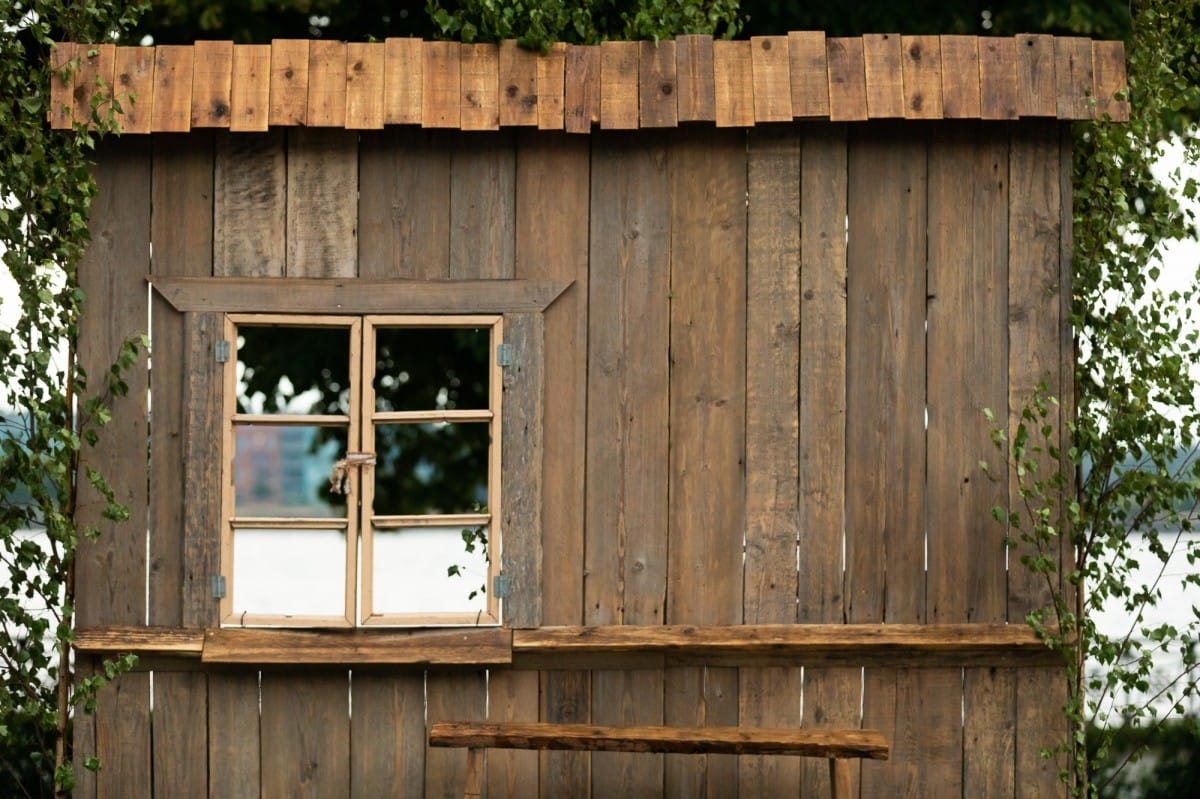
429 721 890 799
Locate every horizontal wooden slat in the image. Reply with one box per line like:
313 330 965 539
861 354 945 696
51 35 1124 133
75 626 206 655
430 721 890 759
149 276 572 314
202 627 512 664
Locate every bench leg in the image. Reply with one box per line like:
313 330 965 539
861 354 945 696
829 758 851 799
463 748 483 799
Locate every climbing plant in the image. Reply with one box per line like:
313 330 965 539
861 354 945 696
0 0 145 795
993 0 1200 794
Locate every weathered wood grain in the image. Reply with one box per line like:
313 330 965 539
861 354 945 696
789 31 829 117
151 45 193 132
537 42 567 129
286 128 358 276
964 667 1017 797
306 39 347 126
1016 666 1067 798
383 37 423 125
714 39 753 127
208 674 260 799
213 130 286 275
540 670 591 798
600 40 639 129
345 42 384 129
450 131 516 278
639 39 678 128
676 34 716 122
229 44 271 131
739 666 802 795
426 672 488 798
423 41 461 127
1092 39 1130 121
268 39 309 126
499 39 539 126
1054 36 1093 120
902 35 942 119
113 46 155 133
750 35 792 122
202 627 512 663
980 37 1019 120
72 42 116 129
191 40 233 127
76 138 150 629
152 672 208 799
95 672 152 798
863 33 904 118
941 35 982 118
462 43 500 131
350 673 426 798
801 667 863 798
486 670 540 799
1016 34 1057 117
563 44 600 132
826 38 867 121
260 672 350 798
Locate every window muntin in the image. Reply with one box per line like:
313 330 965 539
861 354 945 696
220 314 502 628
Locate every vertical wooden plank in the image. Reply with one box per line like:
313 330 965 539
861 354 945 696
965 667 1017 797
181 311 224 627
666 128 747 798
499 40 539 126
73 43 116 127
269 39 309 126
563 45 600 133
230 44 271 132
902 35 942 119
208 673 261 799
49 42 77 130
940 35 981 118
980 37 1019 120
537 43 567 130
424 672 488 798
1016 34 1057 118
72 657 98 799
514 130 591 795
741 137 804 794
862 33 904 118
213 131 286 276
826 37 867 122
153 672 208 798
450 131 515 278
798 124 858 799
676 34 716 123
713 39 753 127
585 132 670 797
461 43 500 131
150 132 214 627
639 40 678 128
152 45 194 132
1008 123 1063 620
113 46 155 134
600 40 639 130
797 125 848 626
501 313 544 628
358 129 452 279
750 35 792 122
94 672 151 798
76 138 150 629
384 37 423 125
540 670 591 798
350 673 426 798
345 41 385 130
789 31 829 118
1092 40 1130 121
485 670 540 799
285 129 358 277
1016 666 1068 798
306 39 347 127
191 39 233 127
260 673 350 798
1055 37 1094 120
423 41 462 128
844 122 927 626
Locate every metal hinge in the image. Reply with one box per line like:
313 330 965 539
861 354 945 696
493 574 510 598
214 339 231 363
496 343 513 367
211 575 227 599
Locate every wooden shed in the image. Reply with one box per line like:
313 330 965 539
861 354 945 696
57 31 1127 798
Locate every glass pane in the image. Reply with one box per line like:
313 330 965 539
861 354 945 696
372 422 488 516
237 325 351 415
232 528 346 617
374 327 489 412
233 425 347 517
372 525 489 615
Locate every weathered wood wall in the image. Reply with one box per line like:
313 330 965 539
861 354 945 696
73 120 1071 798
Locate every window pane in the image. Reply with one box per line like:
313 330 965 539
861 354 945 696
372 525 489 615
233 425 348 517
237 325 351 415
373 327 489 412
232 528 346 617
372 422 488 516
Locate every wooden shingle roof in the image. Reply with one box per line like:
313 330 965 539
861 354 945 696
50 33 1128 134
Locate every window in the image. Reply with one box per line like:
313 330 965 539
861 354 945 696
220 314 503 627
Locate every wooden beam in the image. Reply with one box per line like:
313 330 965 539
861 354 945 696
429 721 890 759
202 627 512 664
74 626 205 656
149 276 573 314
